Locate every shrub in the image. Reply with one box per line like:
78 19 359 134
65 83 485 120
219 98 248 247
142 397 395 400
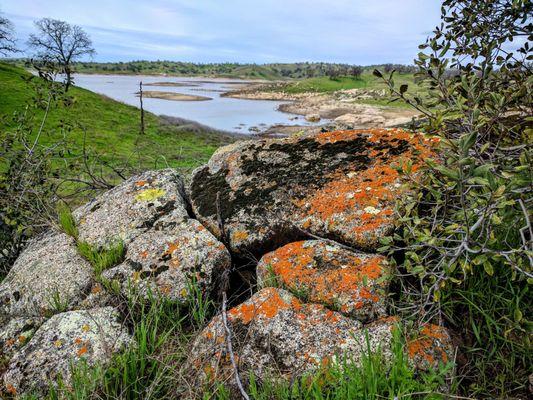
375 0 532 396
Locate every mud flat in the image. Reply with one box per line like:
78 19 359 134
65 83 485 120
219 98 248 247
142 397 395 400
143 82 199 87
137 91 212 101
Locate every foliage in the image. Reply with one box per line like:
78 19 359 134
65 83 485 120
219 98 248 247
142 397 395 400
57 203 78 239
375 0 532 396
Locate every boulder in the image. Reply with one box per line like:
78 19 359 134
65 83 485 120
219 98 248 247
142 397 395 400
3 307 130 396
187 288 455 394
0 316 44 359
74 169 188 249
407 323 455 371
190 129 436 255
256 240 392 320
186 287 397 393
0 232 94 323
102 210 231 302
304 113 320 122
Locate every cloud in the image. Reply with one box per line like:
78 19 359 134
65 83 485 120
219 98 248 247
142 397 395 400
0 0 441 64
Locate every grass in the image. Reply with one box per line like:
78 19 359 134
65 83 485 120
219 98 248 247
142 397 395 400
57 204 79 239
271 71 421 96
0 63 236 196
76 241 125 276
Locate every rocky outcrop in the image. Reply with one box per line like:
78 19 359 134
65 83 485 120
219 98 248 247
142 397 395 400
102 210 231 303
0 129 455 398
190 129 437 255
0 232 93 323
74 169 188 249
256 240 391 320
0 169 229 397
3 307 130 396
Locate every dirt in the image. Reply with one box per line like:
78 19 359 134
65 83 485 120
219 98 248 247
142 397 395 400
137 91 212 101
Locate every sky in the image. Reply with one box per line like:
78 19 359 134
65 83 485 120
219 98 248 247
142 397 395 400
1 0 441 65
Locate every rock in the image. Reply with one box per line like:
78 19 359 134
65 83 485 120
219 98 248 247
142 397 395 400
190 129 436 255
334 113 386 128
102 210 231 302
74 169 188 249
186 287 398 393
407 323 455 372
0 316 44 359
3 307 130 396
0 232 94 323
304 113 321 122
256 240 392 320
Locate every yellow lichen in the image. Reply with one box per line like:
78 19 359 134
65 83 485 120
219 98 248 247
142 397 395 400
135 188 166 202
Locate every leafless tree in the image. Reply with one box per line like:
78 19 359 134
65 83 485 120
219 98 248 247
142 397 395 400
28 18 95 91
0 11 17 55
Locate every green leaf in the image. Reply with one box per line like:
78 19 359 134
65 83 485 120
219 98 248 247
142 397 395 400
483 261 494 276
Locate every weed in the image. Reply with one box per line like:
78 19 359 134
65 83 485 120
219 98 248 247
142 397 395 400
186 274 214 328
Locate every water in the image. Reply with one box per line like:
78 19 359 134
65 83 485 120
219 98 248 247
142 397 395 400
72 74 315 134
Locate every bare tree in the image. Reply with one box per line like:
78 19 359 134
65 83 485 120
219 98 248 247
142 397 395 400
28 18 95 91
0 11 17 55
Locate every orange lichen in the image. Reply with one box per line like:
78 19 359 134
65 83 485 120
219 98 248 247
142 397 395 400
74 338 83 345
91 284 102 294
262 241 387 314
232 230 249 242
135 180 148 187
77 345 88 356
6 383 16 395
407 324 449 366
296 129 437 239
5 338 15 346
228 288 298 324
17 335 26 344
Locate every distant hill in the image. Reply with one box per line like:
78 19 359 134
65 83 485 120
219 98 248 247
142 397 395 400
1 59 418 80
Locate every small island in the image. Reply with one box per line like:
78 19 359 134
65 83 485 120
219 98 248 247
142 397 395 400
136 90 212 101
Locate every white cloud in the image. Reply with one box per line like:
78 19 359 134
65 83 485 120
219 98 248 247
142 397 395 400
0 0 442 63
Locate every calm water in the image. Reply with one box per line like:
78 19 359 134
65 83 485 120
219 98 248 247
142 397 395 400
73 74 315 133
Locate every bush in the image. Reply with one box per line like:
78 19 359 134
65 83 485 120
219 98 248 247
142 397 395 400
376 0 532 397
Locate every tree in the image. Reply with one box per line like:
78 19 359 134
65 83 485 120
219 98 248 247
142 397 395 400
0 11 17 55
28 18 95 91
350 66 363 79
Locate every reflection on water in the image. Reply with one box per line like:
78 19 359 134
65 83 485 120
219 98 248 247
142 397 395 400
73 74 317 134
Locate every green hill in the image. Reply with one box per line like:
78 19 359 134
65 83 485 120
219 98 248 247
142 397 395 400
0 63 235 176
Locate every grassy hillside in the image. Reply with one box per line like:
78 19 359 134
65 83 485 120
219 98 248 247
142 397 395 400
0 63 235 175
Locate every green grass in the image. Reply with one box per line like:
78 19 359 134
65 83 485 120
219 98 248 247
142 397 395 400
0 63 235 185
272 71 421 95
77 241 125 276
57 204 79 239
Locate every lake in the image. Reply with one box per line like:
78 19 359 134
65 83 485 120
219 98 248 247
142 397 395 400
72 74 316 134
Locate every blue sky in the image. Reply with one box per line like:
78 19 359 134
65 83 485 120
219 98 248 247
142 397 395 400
1 0 441 64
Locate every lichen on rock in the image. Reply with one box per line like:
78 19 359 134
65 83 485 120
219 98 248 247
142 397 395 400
256 240 392 320
102 210 231 303
0 232 94 323
190 129 437 256
74 169 189 249
186 287 400 394
3 307 130 396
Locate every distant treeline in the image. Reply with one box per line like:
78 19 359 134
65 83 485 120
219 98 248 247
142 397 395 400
1 58 419 79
